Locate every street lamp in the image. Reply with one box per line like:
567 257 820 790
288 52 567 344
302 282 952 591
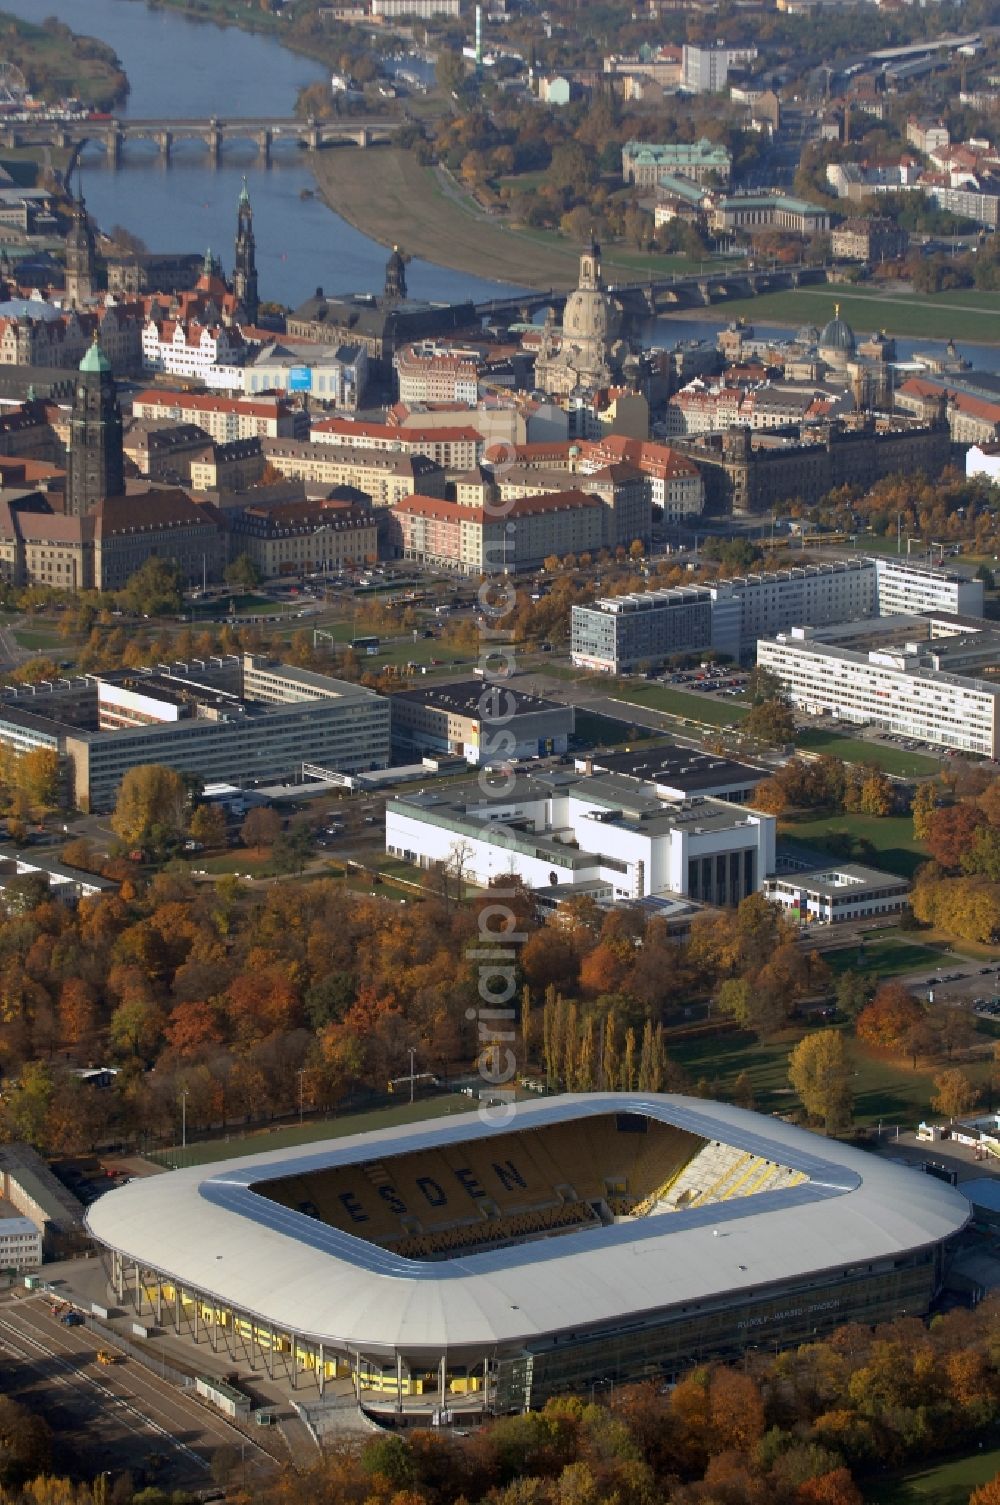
180 1087 189 1153
297 1068 306 1126
408 1047 417 1105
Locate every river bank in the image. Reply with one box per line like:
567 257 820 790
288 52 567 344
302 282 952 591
0 10 128 111
671 284 1000 344
308 146 721 292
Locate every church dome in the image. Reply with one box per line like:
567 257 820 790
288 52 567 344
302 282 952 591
819 306 856 356
563 285 615 343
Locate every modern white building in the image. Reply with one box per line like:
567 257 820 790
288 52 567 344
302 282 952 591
0 1215 42 1270
757 629 1000 756
571 560 877 672
764 862 910 925
386 771 776 905
873 556 984 618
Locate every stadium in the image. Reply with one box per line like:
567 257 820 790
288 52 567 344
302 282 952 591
86 1095 970 1420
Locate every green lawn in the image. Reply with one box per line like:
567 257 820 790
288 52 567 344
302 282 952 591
821 933 956 980
779 811 928 878
866 1440 1000 1504
670 1024 992 1127
572 710 652 748
700 285 1000 343
608 681 750 728
12 626 66 651
796 728 942 777
150 1094 479 1169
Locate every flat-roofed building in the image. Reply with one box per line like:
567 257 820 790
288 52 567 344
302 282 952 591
0 1214 42 1270
391 680 575 764
757 630 1000 757
571 587 714 673
579 744 767 804
873 555 984 617
765 862 910 924
572 560 877 672
386 770 775 904
0 656 390 812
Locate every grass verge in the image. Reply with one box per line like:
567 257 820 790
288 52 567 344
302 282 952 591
796 728 941 777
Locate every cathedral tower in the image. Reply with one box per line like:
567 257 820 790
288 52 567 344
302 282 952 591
233 177 259 326
64 188 96 307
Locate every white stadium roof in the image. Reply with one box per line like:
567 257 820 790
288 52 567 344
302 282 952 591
86 1095 970 1359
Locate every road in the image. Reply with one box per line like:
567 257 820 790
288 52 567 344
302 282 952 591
0 1296 276 1489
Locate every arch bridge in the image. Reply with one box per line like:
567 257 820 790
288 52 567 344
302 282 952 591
1 115 398 164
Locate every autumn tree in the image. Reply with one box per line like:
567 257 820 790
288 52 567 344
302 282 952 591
188 802 227 849
14 748 60 813
911 781 940 841
744 695 796 747
931 1067 979 1120
855 983 924 1053
116 555 182 617
970 1473 1000 1505
241 806 281 853
788 1029 853 1132
858 768 893 817
925 803 988 869
111 764 188 852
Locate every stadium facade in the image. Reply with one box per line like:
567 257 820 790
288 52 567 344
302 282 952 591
86 1095 969 1420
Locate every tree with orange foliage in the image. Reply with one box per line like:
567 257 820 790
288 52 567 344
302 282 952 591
164 1000 225 1057
578 940 631 998
925 802 988 869
855 983 925 1053
971 1474 1000 1505
57 978 96 1047
708 1367 766 1452
226 967 301 1042
797 1469 864 1505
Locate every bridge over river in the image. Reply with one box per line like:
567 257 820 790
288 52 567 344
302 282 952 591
1 115 399 165
475 263 830 322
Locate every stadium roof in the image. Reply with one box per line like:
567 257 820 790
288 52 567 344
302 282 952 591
86 1095 969 1359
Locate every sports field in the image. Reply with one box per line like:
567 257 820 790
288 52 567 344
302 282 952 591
149 1093 478 1169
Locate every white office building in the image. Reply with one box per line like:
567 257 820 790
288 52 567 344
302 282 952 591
0 1215 42 1270
765 863 910 925
571 560 877 672
386 771 776 905
757 629 1000 756
873 556 984 618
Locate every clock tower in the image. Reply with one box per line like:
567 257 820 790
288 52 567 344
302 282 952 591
66 336 124 517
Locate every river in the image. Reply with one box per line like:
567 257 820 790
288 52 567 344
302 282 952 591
5 0 993 370
1 0 512 306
